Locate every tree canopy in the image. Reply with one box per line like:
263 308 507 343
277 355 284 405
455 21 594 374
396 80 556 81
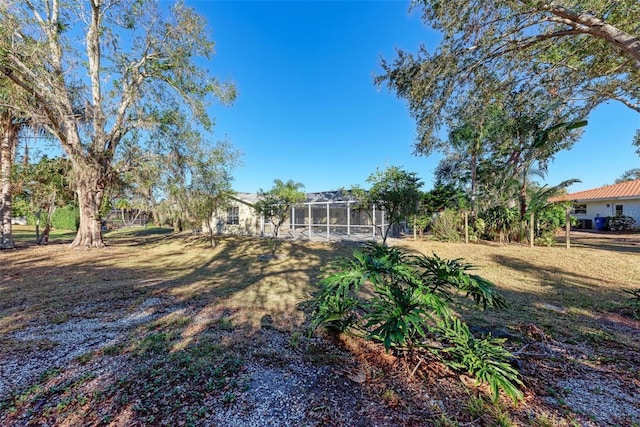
353 166 423 245
0 0 235 247
254 179 306 238
615 168 640 183
377 0 639 158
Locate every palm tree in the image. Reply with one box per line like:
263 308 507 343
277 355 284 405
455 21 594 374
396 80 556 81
526 179 580 247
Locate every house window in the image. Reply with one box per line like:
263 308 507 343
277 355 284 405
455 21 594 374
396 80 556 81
615 204 623 216
226 206 239 225
572 203 587 215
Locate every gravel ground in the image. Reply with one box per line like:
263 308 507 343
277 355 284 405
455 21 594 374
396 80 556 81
0 298 166 400
2 294 640 426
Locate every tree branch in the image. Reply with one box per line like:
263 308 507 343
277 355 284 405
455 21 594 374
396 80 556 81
543 2 640 63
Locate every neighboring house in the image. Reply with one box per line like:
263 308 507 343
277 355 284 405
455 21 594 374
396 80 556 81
549 179 640 230
208 190 393 241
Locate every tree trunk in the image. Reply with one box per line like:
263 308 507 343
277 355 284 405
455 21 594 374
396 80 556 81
207 218 217 248
529 210 535 248
519 178 527 220
0 117 17 249
470 151 477 217
37 223 50 245
71 169 106 248
565 207 571 249
35 209 41 242
464 211 469 244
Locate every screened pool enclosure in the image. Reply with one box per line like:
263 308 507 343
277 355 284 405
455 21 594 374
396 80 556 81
263 199 389 242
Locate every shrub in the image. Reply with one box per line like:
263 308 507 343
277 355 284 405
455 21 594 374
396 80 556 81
480 206 519 243
608 215 636 231
308 243 522 402
51 206 80 231
471 217 486 237
534 234 556 247
11 199 31 218
431 208 463 242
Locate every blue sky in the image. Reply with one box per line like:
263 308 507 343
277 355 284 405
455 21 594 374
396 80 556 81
192 0 639 194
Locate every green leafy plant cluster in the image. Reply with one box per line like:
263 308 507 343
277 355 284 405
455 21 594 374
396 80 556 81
468 217 486 243
308 243 522 402
51 206 80 231
533 204 571 246
479 205 519 242
607 215 636 231
431 208 464 242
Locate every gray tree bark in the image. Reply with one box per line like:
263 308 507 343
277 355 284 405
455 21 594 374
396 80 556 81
1 113 16 249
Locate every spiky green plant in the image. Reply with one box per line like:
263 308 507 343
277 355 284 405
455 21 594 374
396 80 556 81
438 318 523 402
308 243 523 402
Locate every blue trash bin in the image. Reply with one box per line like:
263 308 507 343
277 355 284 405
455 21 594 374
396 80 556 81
594 217 607 231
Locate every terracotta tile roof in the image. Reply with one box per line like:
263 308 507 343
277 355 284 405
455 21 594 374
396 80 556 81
549 179 640 202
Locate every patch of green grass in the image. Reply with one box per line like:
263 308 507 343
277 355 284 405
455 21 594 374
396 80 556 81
531 412 558 427
10 225 74 243
215 316 234 331
74 351 95 365
490 404 514 427
134 331 179 355
434 414 459 427
102 342 126 356
0 368 97 420
465 394 487 419
221 391 237 405
623 288 640 319
288 331 301 349
40 366 63 382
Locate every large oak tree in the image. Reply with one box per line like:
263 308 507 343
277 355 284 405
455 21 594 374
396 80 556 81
0 0 234 247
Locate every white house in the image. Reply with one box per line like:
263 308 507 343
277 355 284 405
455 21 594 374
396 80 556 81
549 179 640 230
207 190 391 241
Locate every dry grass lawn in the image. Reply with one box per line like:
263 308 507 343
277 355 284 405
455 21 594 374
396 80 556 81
1 227 639 426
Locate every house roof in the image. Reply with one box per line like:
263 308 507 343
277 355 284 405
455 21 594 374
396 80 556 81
233 192 260 204
232 190 357 206
305 189 357 203
549 179 640 202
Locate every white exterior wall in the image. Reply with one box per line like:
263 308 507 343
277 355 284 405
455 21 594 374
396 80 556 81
573 199 640 229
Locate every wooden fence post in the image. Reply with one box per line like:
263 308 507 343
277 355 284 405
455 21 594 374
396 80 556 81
565 207 571 249
529 211 535 248
464 211 469 244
